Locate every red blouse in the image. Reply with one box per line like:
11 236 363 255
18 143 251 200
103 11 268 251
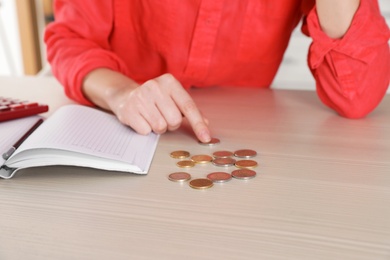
45 0 390 118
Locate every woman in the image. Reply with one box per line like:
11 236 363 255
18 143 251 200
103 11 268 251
45 0 390 142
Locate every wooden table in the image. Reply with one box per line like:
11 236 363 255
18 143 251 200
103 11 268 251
1 76 389 260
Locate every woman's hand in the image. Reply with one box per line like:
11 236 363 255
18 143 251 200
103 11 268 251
83 69 211 142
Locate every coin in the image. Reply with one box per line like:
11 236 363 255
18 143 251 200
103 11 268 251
212 150 233 158
168 172 191 182
191 154 213 164
176 160 196 168
234 149 257 158
231 169 257 180
189 178 214 190
198 137 220 146
212 157 236 167
170 150 190 159
235 159 258 169
207 172 232 183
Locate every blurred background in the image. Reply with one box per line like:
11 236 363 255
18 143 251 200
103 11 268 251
0 0 389 91
0 0 53 76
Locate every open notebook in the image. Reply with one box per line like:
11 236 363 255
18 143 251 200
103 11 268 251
0 105 159 179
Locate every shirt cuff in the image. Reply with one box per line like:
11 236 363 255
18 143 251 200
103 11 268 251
306 0 390 70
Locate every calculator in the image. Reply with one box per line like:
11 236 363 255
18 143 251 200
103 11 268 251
0 97 49 122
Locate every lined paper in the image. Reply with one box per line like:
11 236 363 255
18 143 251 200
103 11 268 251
7 105 159 172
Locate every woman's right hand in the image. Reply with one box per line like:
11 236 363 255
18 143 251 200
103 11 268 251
83 69 211 142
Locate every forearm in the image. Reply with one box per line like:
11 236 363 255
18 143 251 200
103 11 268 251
83 68 139 112
306 0 390 118
316 0 360 38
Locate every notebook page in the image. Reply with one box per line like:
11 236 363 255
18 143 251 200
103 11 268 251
11 105 159 171
0 116 42 165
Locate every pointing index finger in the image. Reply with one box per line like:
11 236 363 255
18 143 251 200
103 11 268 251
172 89 211 143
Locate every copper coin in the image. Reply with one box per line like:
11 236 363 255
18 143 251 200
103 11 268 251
170 150 190 159
176 160 195 168
168 172 191 182
235 159 258 169
191 154 213 164
189 178 214 190
198 137 220 146
212 157 236 167
207 172 232 183
212 150 234 158
234 149 257 158
231 169 257 180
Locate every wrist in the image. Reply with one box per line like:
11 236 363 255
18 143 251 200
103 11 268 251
83 68 138 112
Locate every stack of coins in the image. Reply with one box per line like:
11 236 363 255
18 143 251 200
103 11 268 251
168 138 259 190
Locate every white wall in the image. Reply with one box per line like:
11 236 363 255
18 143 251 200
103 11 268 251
0 0 23 75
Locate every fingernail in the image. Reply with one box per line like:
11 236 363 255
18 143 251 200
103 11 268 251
199 129 211 143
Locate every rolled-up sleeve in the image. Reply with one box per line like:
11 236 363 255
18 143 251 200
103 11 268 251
303 0 390 118
44 0 129 105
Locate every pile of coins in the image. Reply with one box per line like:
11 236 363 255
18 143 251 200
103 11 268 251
168 138 258 190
